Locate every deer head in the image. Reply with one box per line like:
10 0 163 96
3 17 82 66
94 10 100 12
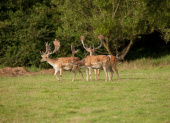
70 45 80 71
71 45 89 70
40 39 60 62
81 35 104 56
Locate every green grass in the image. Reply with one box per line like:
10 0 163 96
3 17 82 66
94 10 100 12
0 65 170 122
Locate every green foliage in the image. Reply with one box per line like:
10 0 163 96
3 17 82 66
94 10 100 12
0 0 58 67
54 0 169 55
0 0 169 67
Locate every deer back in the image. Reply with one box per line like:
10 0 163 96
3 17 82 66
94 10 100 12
51 57 78 68
84 55 110 67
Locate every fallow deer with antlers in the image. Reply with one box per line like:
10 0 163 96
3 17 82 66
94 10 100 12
40 39 84 81
72 36 110 81
81 35 119 81
81 35 103 80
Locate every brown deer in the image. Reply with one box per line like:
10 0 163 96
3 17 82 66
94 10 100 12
72 37 110 81
40 39 84 81
108 55 119 80
81 35 119 81
81 35 104 80
72 54 111 81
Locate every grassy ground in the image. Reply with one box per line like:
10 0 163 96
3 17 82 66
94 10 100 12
0 58 170 122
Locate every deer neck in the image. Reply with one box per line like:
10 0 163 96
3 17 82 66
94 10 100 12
90 52 93 56
90 51 95 56
77 58 85 67
46 58 56 68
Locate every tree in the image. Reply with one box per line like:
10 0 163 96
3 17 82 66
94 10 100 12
0 0 59 67
0 0 169 68
53 0 169 59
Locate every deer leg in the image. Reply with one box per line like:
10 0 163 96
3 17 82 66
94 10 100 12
108 72 110 81
72 70 76 81
86 68 89 81
103 67 108 82
54 69 60 81
76 67 84 81
112 66 119 80
111 69 114 81
94 69 97 80
97 69 100 80
59 68 63 81
109 69 113 81
88 67 92 81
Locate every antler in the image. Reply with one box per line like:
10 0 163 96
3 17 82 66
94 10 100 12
81 35 104 52
40 51 44 55
71 45 79 57
94 35 104 50
71 45 79 64
80 36 91 52
52 39 60 54
42 39 60 55
45 42 51 54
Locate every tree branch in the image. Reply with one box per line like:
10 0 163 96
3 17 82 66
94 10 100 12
103 41 114 55
112 0 120 19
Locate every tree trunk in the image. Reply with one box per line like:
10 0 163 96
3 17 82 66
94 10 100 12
103 36 133 59
103 37 114 55
117 38 133 60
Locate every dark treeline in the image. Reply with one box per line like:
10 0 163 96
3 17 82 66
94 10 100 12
0 0 169 68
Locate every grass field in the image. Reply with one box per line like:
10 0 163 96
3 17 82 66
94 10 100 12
0 63 170 122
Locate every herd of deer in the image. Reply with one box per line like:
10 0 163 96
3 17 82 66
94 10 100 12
40 35 119 82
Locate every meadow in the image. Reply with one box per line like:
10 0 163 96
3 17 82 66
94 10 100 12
0 56 170 123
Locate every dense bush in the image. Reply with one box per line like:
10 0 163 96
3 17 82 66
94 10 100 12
0 0 169 68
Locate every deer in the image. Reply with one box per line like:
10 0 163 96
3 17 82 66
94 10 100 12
81 35 119 81
72 53 111 81
81 35 103 80
108 55 119 80
72 36 111 82
40 39 84 81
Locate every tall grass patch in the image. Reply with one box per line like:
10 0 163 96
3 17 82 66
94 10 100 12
119 55 170 70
